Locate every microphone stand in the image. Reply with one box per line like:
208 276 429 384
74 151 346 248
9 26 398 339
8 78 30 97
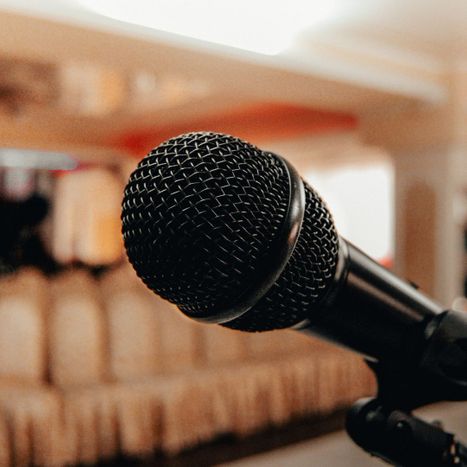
346 309 467 466
347 398 467 466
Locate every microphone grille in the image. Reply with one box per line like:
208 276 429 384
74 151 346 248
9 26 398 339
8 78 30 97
122 132 290 316
122 132 339 331
223 182 339 331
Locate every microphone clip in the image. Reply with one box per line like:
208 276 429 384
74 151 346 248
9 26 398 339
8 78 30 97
346 308 467 466
346 398 467 466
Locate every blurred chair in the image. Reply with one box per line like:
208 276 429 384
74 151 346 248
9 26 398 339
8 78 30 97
0 265 375 465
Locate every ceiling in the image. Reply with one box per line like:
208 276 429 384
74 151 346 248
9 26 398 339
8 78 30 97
0 0 465 156
3 0 467 57
1 0 461 100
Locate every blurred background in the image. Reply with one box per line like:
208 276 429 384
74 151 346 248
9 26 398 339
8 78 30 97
0 0 465 465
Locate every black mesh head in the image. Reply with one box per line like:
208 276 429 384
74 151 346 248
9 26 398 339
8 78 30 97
122 132 339 331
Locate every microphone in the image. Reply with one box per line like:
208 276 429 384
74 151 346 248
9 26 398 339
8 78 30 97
121 132 467 403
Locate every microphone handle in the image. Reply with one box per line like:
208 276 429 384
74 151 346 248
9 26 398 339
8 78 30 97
298 239 443 362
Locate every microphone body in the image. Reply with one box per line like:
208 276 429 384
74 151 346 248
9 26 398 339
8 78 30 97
298 238 443 363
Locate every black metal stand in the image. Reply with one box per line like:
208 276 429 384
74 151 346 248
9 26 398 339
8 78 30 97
347 398 467 466
345 309 467 466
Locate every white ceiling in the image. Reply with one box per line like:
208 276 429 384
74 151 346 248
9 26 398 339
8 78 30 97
0 0 465 153
1 0 460 105
315 0 467 57
2 0 467 59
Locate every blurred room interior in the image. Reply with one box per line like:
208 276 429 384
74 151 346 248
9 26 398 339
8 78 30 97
0 0 465 465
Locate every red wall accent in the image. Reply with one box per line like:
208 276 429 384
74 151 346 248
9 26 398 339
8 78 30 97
113 103 357 156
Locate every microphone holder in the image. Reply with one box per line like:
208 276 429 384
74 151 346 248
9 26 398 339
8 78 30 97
346 308 467 466
347 398 467 466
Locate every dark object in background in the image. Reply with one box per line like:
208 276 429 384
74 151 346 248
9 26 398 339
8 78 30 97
0 194 57 274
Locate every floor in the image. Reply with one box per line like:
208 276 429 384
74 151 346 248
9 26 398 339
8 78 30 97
219 402 467 467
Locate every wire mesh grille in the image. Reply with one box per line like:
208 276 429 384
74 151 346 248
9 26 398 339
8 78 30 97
122 132 339 331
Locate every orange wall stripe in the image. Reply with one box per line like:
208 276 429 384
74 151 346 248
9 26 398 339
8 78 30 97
113 103 357 156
